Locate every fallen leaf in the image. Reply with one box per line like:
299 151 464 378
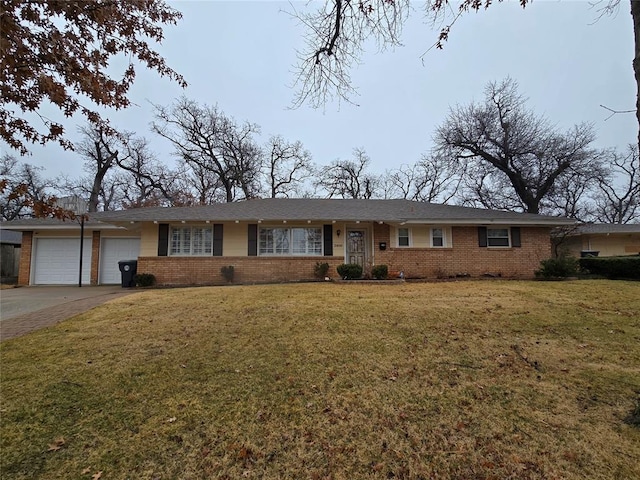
47 437 65 452
81 467 92 474
92 472 103 480
167 417 177 423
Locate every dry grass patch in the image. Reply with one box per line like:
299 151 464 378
1 280 639 479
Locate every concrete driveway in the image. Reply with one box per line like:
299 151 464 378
0 286 136 341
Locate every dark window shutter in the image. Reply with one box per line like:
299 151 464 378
158 223 169 256
248 224 258 256
478 226 487 248
511 227 521 248
213 224 223 256
323 224 333 256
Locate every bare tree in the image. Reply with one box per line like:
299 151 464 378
0 154 55 220
541 163 605 221
592 144 640 223
117 134 175 208
264 135 313 198
384 154 463 203
316 148 379 198
434 78 600 214
290 0 409 108
75 125 120 212
152 97 263 203
292 1 638 149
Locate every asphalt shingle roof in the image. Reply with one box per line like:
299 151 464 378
91 199 571 225
574 223 640 235
0 199 575 229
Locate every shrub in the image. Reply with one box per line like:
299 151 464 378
371 264 388 280
134 273 156 287
336 263 363 280
579 256 640 280
535 257 579 279
314 262 330 279
221 265 235 283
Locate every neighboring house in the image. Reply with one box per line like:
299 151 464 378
0 229 22 281
1 199 573 286
556 223 640 258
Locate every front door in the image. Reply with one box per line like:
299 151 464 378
347 230 366 267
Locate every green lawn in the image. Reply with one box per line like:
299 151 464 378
1 280 639 479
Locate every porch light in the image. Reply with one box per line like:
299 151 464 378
356 220 360 224
206 220 210 224
307 220 311 224
235 220 240 223
283 220 287 224
130 221 135 224
337 229 341 237
153 220 158 224
181 220 186 224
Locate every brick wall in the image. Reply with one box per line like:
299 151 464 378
137 256 346 286
17 231 33 286
137 225 551 285
374 225 551 279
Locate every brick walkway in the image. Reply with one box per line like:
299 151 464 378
0 292 133 341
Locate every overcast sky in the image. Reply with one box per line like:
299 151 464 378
9 0 636 180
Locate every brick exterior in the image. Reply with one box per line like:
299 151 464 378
374 225 551 279
15 224 552 286
138 225 552 285
138 256 346 286
90 230 101 285
17 231 33 286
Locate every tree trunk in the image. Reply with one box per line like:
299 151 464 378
632 0 640 150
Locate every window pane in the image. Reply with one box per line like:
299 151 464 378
259 228 274 254
432 228 444 247
192 227 213 255
398 228 409 247
292 228 322 255
170 227 191 255
488 237 510 247
488 229 509 238
487 228 510 247
274 228 290 254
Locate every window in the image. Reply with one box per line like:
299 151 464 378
431 228 444 247
170 226 213 255
398 228 410 247
259 227 322 256
487 228 510 247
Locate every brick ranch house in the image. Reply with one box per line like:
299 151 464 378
3 198 573 286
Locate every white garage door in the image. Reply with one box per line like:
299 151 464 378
99 238 141 284
33 237 92 285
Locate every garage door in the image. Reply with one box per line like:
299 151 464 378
33 237 92 285
99 238 141 284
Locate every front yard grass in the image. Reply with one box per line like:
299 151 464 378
1 280 639 479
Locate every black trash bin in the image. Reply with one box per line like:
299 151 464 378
118 260 138 288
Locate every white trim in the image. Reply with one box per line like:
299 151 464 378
430 227 447 248
168 224 214 256
487 227 511 248
397 226 411 247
